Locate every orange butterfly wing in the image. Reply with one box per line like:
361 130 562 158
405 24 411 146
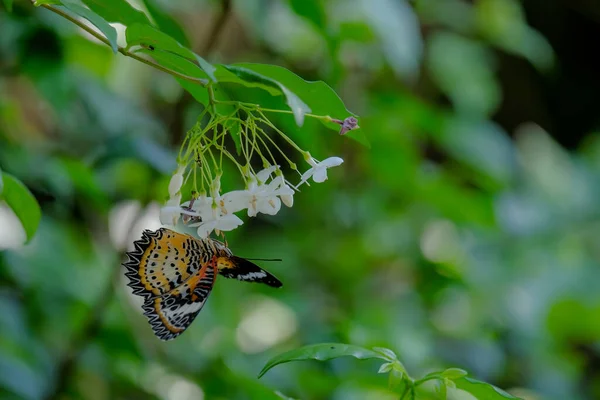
123 228 217 340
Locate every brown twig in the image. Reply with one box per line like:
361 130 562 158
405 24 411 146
200 0 232 56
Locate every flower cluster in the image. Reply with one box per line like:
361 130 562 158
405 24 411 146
158 107 351 238
161 155 343 238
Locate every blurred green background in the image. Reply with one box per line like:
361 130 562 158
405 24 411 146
2 0 600 399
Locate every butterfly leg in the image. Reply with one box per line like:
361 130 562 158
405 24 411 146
182 192 203 225
217 230 228 247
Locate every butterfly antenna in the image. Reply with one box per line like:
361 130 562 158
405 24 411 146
242 257 283 262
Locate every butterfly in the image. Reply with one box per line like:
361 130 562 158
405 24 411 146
123 227 282 340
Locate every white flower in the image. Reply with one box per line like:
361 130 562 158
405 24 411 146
299 156 344 185
168 165 186 197
272 175 295 208
221 190 249 214
189 204 243 238
181 182 244 238
252 190 281 216
180 194 211 224
222 167 294 217
255 165 277 183
275 176 294 207
160 165 187 226
158 164 296 236
159 194 182 226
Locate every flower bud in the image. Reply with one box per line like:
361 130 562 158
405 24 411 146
168 165 186 197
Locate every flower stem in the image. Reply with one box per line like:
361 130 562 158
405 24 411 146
185 117 221 162
256 113 305 154
201 134 221 174
215 100 336 124
207 85 218 114
399 384 410 400
260 107 333 123
255 126 297 170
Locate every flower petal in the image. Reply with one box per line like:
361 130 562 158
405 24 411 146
271 184 294 196
281 193 294 207
159 209 178 226
247 201 258 217
321 157 344 168
247 175 258 191
168 173 184 197
159 195 182 225
256 165 277 183
216 214 244 231
197 220 218 238
312 168 328 183
267 175 288 191
258 196 281 215
299 167 316 186
223 190 251 213
186 195 212 211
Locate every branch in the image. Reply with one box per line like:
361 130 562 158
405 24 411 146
37 3 208 87
200 0 232 55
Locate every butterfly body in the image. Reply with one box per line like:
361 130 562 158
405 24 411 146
123 228 281 340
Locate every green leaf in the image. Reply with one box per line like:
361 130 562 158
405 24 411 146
60 0 119 53
417 368 468 388
214 66 279 95
258 343 388 378
127 23 193 57
2 0 13 12
217 65 311 126
0 168 3 194
287 0 326 31
135 48 208 98
441 368 468 380
142 0 190 46
126 24 216 81
33 0 62 5
81 0 150 26
436 380 448 400
372 347 398 361
454 377 523 400
377 362 393 374
195 55 217 83
233 63 369 147
445 378 456 389
0 173 41 243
